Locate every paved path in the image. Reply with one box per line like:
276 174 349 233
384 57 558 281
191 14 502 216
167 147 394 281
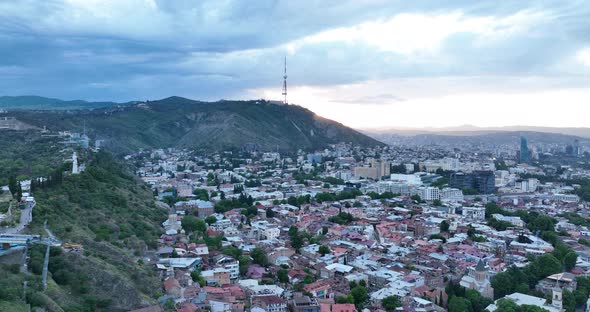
0 201 34 234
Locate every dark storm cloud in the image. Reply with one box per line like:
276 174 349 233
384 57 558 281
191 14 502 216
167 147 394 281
0 0 588 101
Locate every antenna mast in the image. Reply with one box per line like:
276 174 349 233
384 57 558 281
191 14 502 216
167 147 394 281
282 56 288 104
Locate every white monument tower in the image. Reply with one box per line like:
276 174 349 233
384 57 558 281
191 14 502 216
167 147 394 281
72 152 79 175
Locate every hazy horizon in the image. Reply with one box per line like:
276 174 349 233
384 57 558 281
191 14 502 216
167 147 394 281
1 1 589 128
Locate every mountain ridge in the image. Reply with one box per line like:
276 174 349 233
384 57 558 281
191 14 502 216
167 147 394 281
362 125 590 139
7 96 384 152
0 95 127 110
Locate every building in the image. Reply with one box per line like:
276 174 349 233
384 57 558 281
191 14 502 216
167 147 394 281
304 279 332 299
486 291 562 312
441 188 464 202
251 295 288 312
322 304 358 312
215 255 240 279
450 171 495 194
418 187 440 201
536 273 577 294
291 295 320 312
459 259 494 299
492 214 525 227
202 268 231 286
354 159 390 180
519 136 530 164
251 221 281 240
462 207 486 221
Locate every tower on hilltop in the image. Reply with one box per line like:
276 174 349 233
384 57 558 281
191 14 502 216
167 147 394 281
282 56 288 105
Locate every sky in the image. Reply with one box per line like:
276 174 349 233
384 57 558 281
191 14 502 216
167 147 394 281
1 0 589 129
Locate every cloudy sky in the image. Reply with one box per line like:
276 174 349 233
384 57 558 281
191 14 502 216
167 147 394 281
1 0 589 129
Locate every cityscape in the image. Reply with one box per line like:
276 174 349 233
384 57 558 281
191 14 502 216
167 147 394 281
1 1 590 312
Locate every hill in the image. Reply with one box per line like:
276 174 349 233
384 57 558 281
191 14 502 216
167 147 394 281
11 96 384 152
0 151 167 311
0 96 124 110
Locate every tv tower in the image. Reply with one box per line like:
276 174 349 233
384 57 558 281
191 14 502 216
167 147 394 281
282 56 288 104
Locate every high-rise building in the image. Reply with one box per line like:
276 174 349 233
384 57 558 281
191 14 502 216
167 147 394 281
519 136 530 164
450 171 495 194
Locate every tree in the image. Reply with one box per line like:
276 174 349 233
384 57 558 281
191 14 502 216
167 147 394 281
8 175 17 197
291 234 304 251
433 199 442 206
277 269 289 283
181 215 206 234
288 226 299 237
440 220 450 232
250 248 269 267
238 255 250 276
318 245 331 256
563 251 577 271
536 254 562 279
205 216 217 225
350 285 369 309
381 295 401 311
266 208 275 218
336 295 354 304
448 296 469 312
491 272 514 299
193 188 209 201
563 289 576 312
16 182 22 202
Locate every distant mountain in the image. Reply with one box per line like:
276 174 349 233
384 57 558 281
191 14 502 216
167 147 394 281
0 95 124 110
363 125 590 139
367 130 589 146
10 96 384 152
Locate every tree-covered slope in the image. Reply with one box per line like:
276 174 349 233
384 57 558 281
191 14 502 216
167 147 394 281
0 151 168 311
12 97 384 152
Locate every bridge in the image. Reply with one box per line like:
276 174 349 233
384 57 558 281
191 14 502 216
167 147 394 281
0 234 41 249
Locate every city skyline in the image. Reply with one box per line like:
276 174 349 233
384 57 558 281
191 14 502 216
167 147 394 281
0 1 589 128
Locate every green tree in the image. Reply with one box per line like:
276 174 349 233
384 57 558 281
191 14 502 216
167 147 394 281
8 175 17 197
205 215 217 225
318 245 331 256
238 255 251 276
250 248 269 267
491 272 514 299
563 251 577 271
277 269 289 283
563 289 576 312
181 215 206 234
350 285 369 310
381 295 401 311
266 207 275 218
288 226 298 237
440 220 450 232
448 296 470 312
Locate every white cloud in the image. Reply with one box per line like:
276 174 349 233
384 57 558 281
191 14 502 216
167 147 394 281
247 76 590 129
577 48 590 66
286 10 550 55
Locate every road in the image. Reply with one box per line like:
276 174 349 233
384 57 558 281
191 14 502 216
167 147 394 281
0 201 35 234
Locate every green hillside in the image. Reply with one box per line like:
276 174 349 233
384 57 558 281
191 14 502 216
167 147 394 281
11 97 384 152
0 150 167 312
